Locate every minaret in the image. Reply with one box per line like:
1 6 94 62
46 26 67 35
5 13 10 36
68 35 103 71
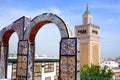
82 4 92 25
75 4 100 65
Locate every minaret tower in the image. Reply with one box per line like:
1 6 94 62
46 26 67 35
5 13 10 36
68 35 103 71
75 4 100 65
82 4 92 25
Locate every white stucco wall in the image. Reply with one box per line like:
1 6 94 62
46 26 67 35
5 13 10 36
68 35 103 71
7 64 12 80
41 62 57 80
101 60 119 68
7 62 57 80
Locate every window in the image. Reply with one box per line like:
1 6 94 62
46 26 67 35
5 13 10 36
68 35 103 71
92 30 98 34
34 63 42 73
44 62 54 72
105 62 107 64
54 76 58 80
56 62 59 76
45 77 51 80
78 30 87 34
88 17 92 23
34 62 42 80
84 17 87 24
12 63 17 80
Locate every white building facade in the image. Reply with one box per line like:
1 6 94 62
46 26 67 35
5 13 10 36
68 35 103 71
101 59 119 69
8 57 59 80
101 59 120 79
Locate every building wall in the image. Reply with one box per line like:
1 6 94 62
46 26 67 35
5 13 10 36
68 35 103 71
41 62 59 80
80 42 89 64
101 60 119 68
8 61 59 80
91 42 100 65
75 24 100 65
114 72 120 78
75 25 90 65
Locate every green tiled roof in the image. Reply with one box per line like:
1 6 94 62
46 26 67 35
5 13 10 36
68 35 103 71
84 9 91 15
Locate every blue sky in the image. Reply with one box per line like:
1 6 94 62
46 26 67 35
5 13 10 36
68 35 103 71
0 0 120 59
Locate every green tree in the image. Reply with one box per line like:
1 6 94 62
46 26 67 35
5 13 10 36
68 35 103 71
80 64 114 79
100 66 114 78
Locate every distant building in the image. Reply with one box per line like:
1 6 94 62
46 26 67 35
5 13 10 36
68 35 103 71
116 57 120 67
75 4 100 65
8 57 59 80
112 67 120 79
101 59 119 68
116 57 120 62
8 54 17 58
101 58 120 78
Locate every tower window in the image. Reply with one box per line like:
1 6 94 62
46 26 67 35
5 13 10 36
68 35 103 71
78 30 87 34
84 17 87 24
88 17 92 23
92 30 98 34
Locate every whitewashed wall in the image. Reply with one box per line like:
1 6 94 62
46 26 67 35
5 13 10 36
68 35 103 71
7 62 57 80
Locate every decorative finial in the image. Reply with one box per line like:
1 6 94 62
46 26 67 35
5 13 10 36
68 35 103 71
86 3 88 10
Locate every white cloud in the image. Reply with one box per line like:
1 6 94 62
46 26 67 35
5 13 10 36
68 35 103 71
50 8 62 15
8 7 62 18
107 18 113 22
0 7 62 56
0 7 63 29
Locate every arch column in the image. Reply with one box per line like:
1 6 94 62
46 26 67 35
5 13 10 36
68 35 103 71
15 17 31 80
0 41 1 60
60 38 80 80
16 40 29 80
0 16 31 79
27 43 35 80
0 44 9 78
